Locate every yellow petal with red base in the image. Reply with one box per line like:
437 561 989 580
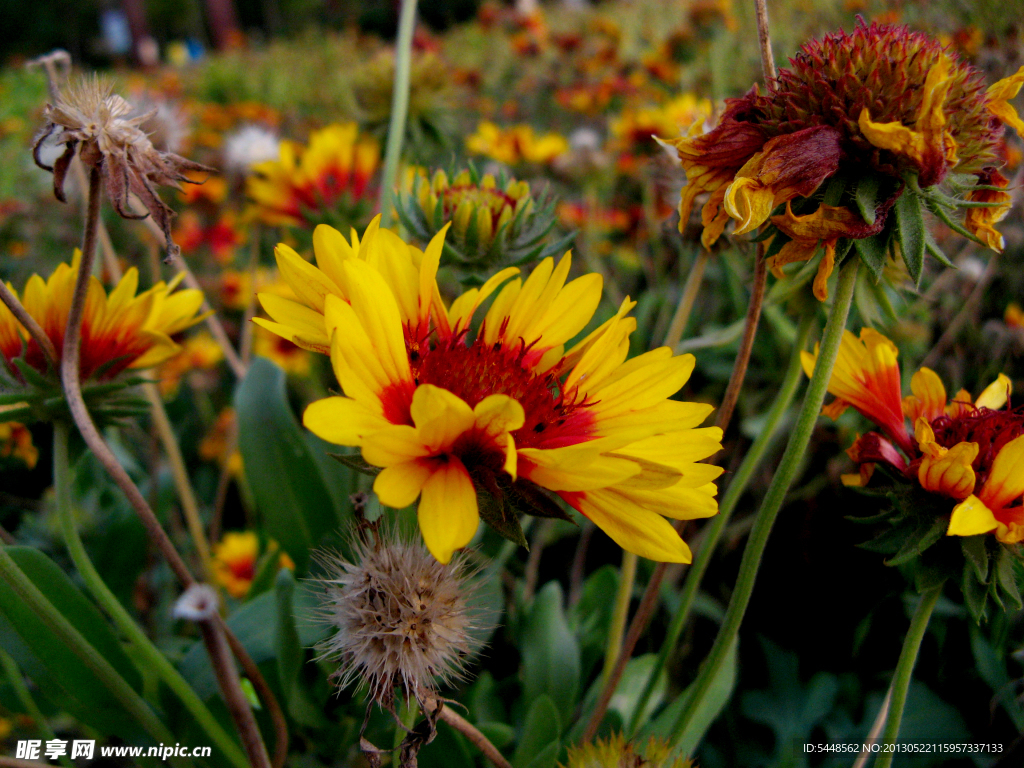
978 434 1024 511
918 440 978 499
418 458 479 564
903 367 947 422
948 495 1000 537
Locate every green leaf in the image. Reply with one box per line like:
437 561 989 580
420 718 475 768
853 229 890 282
640 635 738 755
961 536 989 583
274 569 326 728
962 559 988 623
0 547 147 742
895 191 926 287
854 173 882 225
524 742 559 768
476 722 515 750
513 694 561 768
996 548 1022 612
235 358 339 572
885 516 947 566
519 582 580 722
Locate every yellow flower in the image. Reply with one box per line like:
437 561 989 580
299 221 722 564
212 531 294 599
0 422 38 469
465 121 569 166
563 734 694 768
1 251 206 383
1006 303 1024 328
247 123 380 226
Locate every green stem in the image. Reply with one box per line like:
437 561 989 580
602 551 638 684
875 584 944 768
627 307 817 736
0 547 178 755
378 0 418 227
670 258 860 743
0 648 75 768
52 423 248 768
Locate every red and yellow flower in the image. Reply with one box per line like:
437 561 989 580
805 327 1022 543
1 252 206 383
247 123 379 227
662 21 1024 295
0 422 38 469
257 217 723 564
465 121 569 166
212 531 294 598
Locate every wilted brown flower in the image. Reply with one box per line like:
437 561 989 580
32 76 212 257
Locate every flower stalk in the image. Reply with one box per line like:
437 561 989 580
876 585 944 767
670 257 860 742
602 550 638 684
52 422 248 768
378 0 418 226
627 307 817 735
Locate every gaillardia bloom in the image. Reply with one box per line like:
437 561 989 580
257 218 723 563
1 252 206 385
805 327 1023 617
212 531 294 599
663 20 1024 298
247 123 379 227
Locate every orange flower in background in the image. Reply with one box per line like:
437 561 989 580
200 407 243 478
0 252 206 383
1006 303 1024 328
157 332 224 398
465 121 569 166
0 422 38 469
212 531 294 598
247 123 380 226
806 326 1022 543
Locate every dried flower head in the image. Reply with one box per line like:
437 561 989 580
663 19 1024 298
32 76 212 257
314 526 484 707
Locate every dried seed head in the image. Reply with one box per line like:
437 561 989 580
313 527 486 707
32 75 213 258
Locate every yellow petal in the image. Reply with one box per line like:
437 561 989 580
567 489 693 563
918 441 978 499
275 243 341 313
410 385 475 452
302 397 389 446
948 495 999 537
374 460 433 508
418 459 479 563
975 373 1012 410
724 176 775 235
987 66 1024 135
903 367 947 422
979 433 1024 511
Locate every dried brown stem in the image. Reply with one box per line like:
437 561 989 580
421 693 512 768
0 281 58 371
60 168 288 768
199 615 272 768
754 0 777 83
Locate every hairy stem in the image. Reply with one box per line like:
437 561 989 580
53 422 248 768
626 307 817 735
670 258 859 743
876 585 944 768
378 0 419 227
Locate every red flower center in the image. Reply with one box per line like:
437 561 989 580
927 406 1024 484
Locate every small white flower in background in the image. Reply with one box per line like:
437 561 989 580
222 124 280 177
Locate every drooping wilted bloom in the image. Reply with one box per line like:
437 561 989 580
33 76 213 257
663 20 1024 298
256 216 723 564
314 527 482 706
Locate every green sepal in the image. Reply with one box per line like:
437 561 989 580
328 452 381 476
961 535 989 583
894 190 926 288
853 227 890 282
885 515 947 566
854 173 882 225
962 557 989 623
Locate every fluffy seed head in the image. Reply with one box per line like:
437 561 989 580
314 528 483 705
